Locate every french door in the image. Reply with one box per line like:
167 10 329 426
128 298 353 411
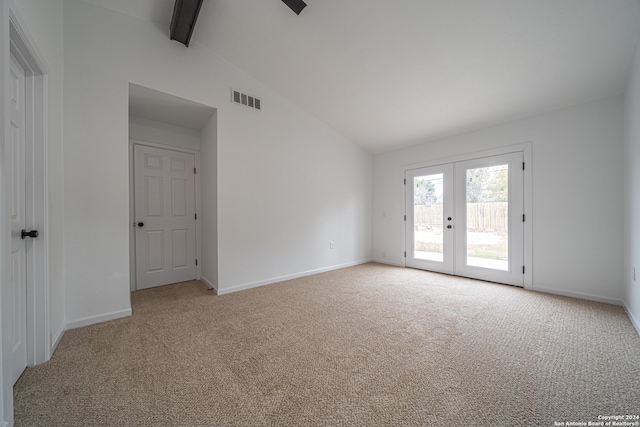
405 152 524 286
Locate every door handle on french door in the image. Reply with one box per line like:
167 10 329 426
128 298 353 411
21 229 39 239
137 222 144 227
447 225 453 229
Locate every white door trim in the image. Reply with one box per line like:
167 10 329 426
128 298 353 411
1 0 50 424
129 139 201 291
401 143 533 289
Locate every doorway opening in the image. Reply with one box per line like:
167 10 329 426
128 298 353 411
127 84 217 291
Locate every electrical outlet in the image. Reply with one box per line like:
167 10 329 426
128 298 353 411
330 242 334 249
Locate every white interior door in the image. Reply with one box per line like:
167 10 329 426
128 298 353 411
134 145 197 290
9 52 28 382
405 152 524 286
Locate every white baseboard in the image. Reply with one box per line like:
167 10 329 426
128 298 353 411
371 258 404 267
199 275 217 293
532 286 623 306
216 259 372 296
51 322 65 353
623 301 640 336
65 308 132 331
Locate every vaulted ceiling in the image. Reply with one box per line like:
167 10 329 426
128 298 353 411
85 0 640 154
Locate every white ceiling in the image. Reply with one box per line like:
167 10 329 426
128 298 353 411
129 83 215 130
102 0 640 153
82 0 175 26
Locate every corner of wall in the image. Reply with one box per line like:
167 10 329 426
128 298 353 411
64 309 132 331
624 301 640 336
623 36 640 336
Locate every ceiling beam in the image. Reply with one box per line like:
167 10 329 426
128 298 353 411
170 0 204 47
282 0 307 15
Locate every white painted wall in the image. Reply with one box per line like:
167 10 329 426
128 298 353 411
216 100 372 293
624 39 640 333
129 116 202 152
63 0 371 323
200 113 217 289
373 95 625 304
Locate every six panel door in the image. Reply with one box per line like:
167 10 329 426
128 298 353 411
9 52 28 383
134 145 197 290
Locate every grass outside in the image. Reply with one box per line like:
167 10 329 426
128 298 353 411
415 231 508 261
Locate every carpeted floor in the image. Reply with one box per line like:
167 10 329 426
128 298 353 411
13 263 640 426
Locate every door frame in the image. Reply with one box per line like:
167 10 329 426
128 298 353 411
1 1 50 424
129 139 201 291
401 143 533 289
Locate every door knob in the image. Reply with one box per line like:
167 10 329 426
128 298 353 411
447 217 452 221
21 229 39 239
137 222 144 227
447 225 452 229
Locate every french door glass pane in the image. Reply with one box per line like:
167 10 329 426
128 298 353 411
414 173 444 262
465 164 509 271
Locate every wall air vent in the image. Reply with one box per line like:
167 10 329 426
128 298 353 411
231 89 261 111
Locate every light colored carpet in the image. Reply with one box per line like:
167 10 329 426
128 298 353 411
14 263 640 426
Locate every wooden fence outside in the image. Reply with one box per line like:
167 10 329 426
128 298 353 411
415 202 508 232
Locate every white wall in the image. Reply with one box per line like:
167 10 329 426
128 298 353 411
63 0 371 323
216 93 372 293
373 95 625 304
129 116 202 151
200 113 217 288
624 39 640 333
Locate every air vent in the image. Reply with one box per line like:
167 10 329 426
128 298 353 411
231 89 261 111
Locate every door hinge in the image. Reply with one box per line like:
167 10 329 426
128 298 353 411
522 266 525 274
196 259 198 266
194 167 196 174
404 251 406 258
522 162 525 171
404 215 406 221
522 214 525 222
404 178 406 185
195 213 197 220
